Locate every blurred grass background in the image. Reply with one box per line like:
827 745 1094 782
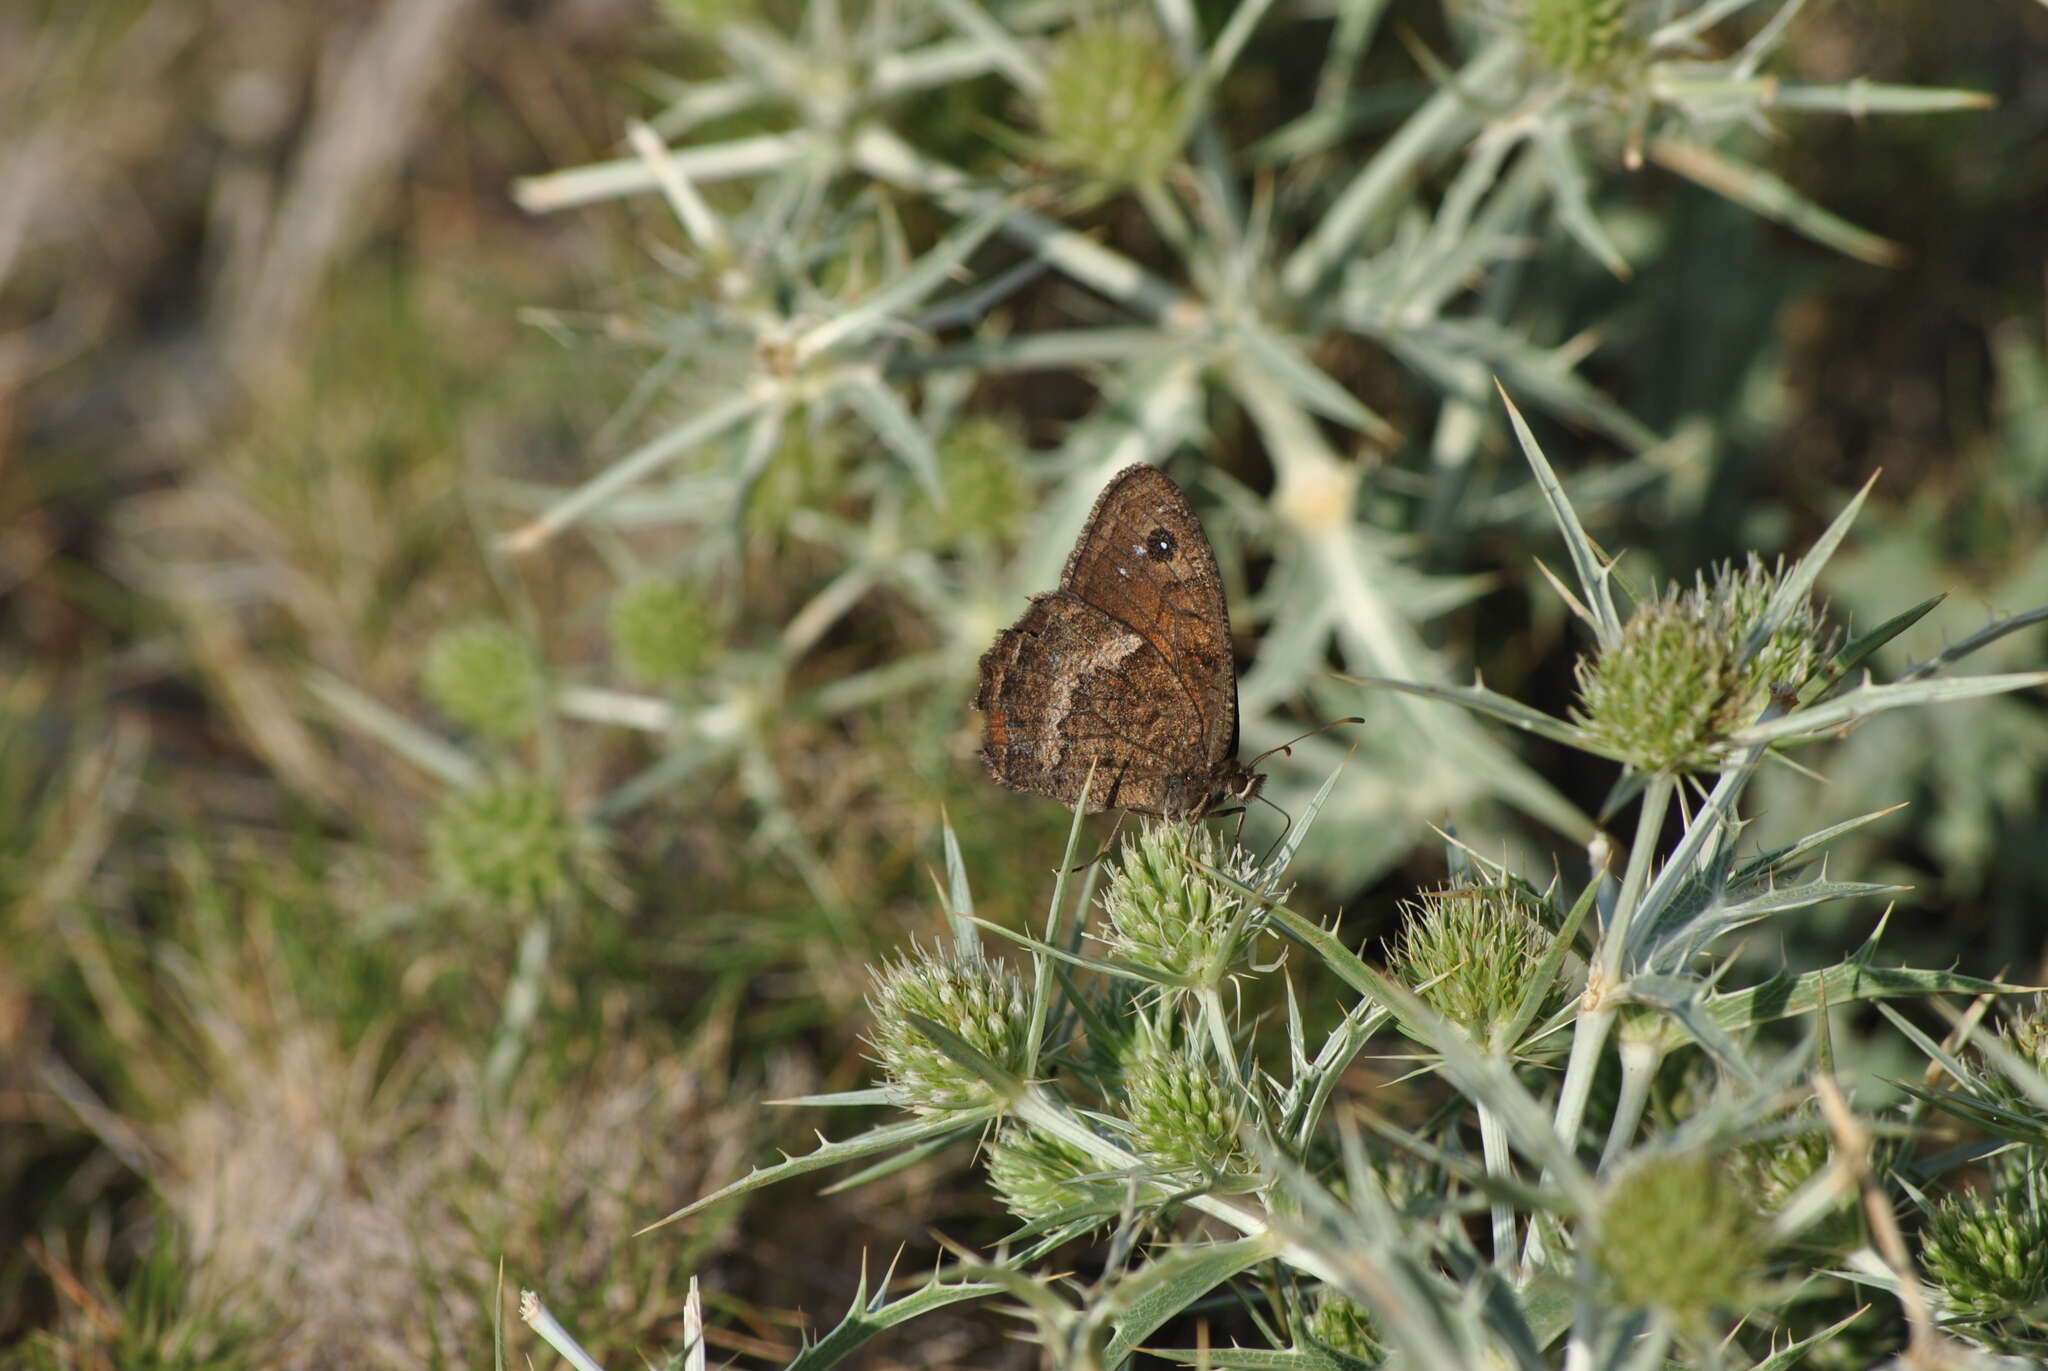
2 0 2045 1366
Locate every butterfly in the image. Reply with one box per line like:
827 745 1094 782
975 464 1262 820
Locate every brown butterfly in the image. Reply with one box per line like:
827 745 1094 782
976 464 1262 820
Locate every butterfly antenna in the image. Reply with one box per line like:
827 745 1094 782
1246 716 1365 769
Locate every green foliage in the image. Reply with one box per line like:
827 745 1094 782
11 0 2048 1365
670 439 2048 1369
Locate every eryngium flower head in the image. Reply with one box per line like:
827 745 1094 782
1592 1153 1764 1329
1387 879 1563 1048
608 578 714 684
421 618 546 741
1523 0 1636 79
867 950 1029 1117
986 1124 1124 1229
1920 1171 2048 1323
1034 15 1184 192
429 773 600 913
1099 821 1257 991
1574 556 1832 774
1305 1291 1384 1363
1119 1041 1252 1180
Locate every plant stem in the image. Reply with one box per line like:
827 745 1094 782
1602 773 1673 985
1599 1035 1660 1170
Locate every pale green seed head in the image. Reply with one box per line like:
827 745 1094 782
608 579 715 685
429 773 593 914
1119 1040 1252 1179
1574 557 1832 774
986 1124 1121 1228
421 618 545 741
1305 1291 1384 1363
1035 15 1185 192
866 950 1030 1117
1920 1172 2048 1322
1387 880 1562 1048
1098 821 1256 990
1592 1153 1765 1329
1523 0 1636 80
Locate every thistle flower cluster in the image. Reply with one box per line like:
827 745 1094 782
1033 14 1185 193
1097 821 1259 992
1592 1153 1764 1331
1117 1038 1253 1181
1386 878 1563 1048
608 579 715 685
984 1124 1122 1229
1305 1291 1384 1363
421 618 546 741
865 949 1030 1117
428 772 598 914
1574 556 1833 774
1920 1165 2048 1325
1522 0 1637 80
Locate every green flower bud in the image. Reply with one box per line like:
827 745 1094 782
1592 1153 1764 1329
1386 879 1564 1048
1523 0 1635 79
1573 556 1832 775
609 579 715 684
1119 1040 1252 1180
1920 1174 2048 1323
1035 15 1185 192
867 950 1030 1117
421 618 545 741
429 773 594 913
1305 1291 1384 1364
986 1124 1125 1228
1731 1129 1830 1216
1099 822 1257 992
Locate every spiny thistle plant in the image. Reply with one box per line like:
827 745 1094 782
548 408 2048 1371
467 0 2005 912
